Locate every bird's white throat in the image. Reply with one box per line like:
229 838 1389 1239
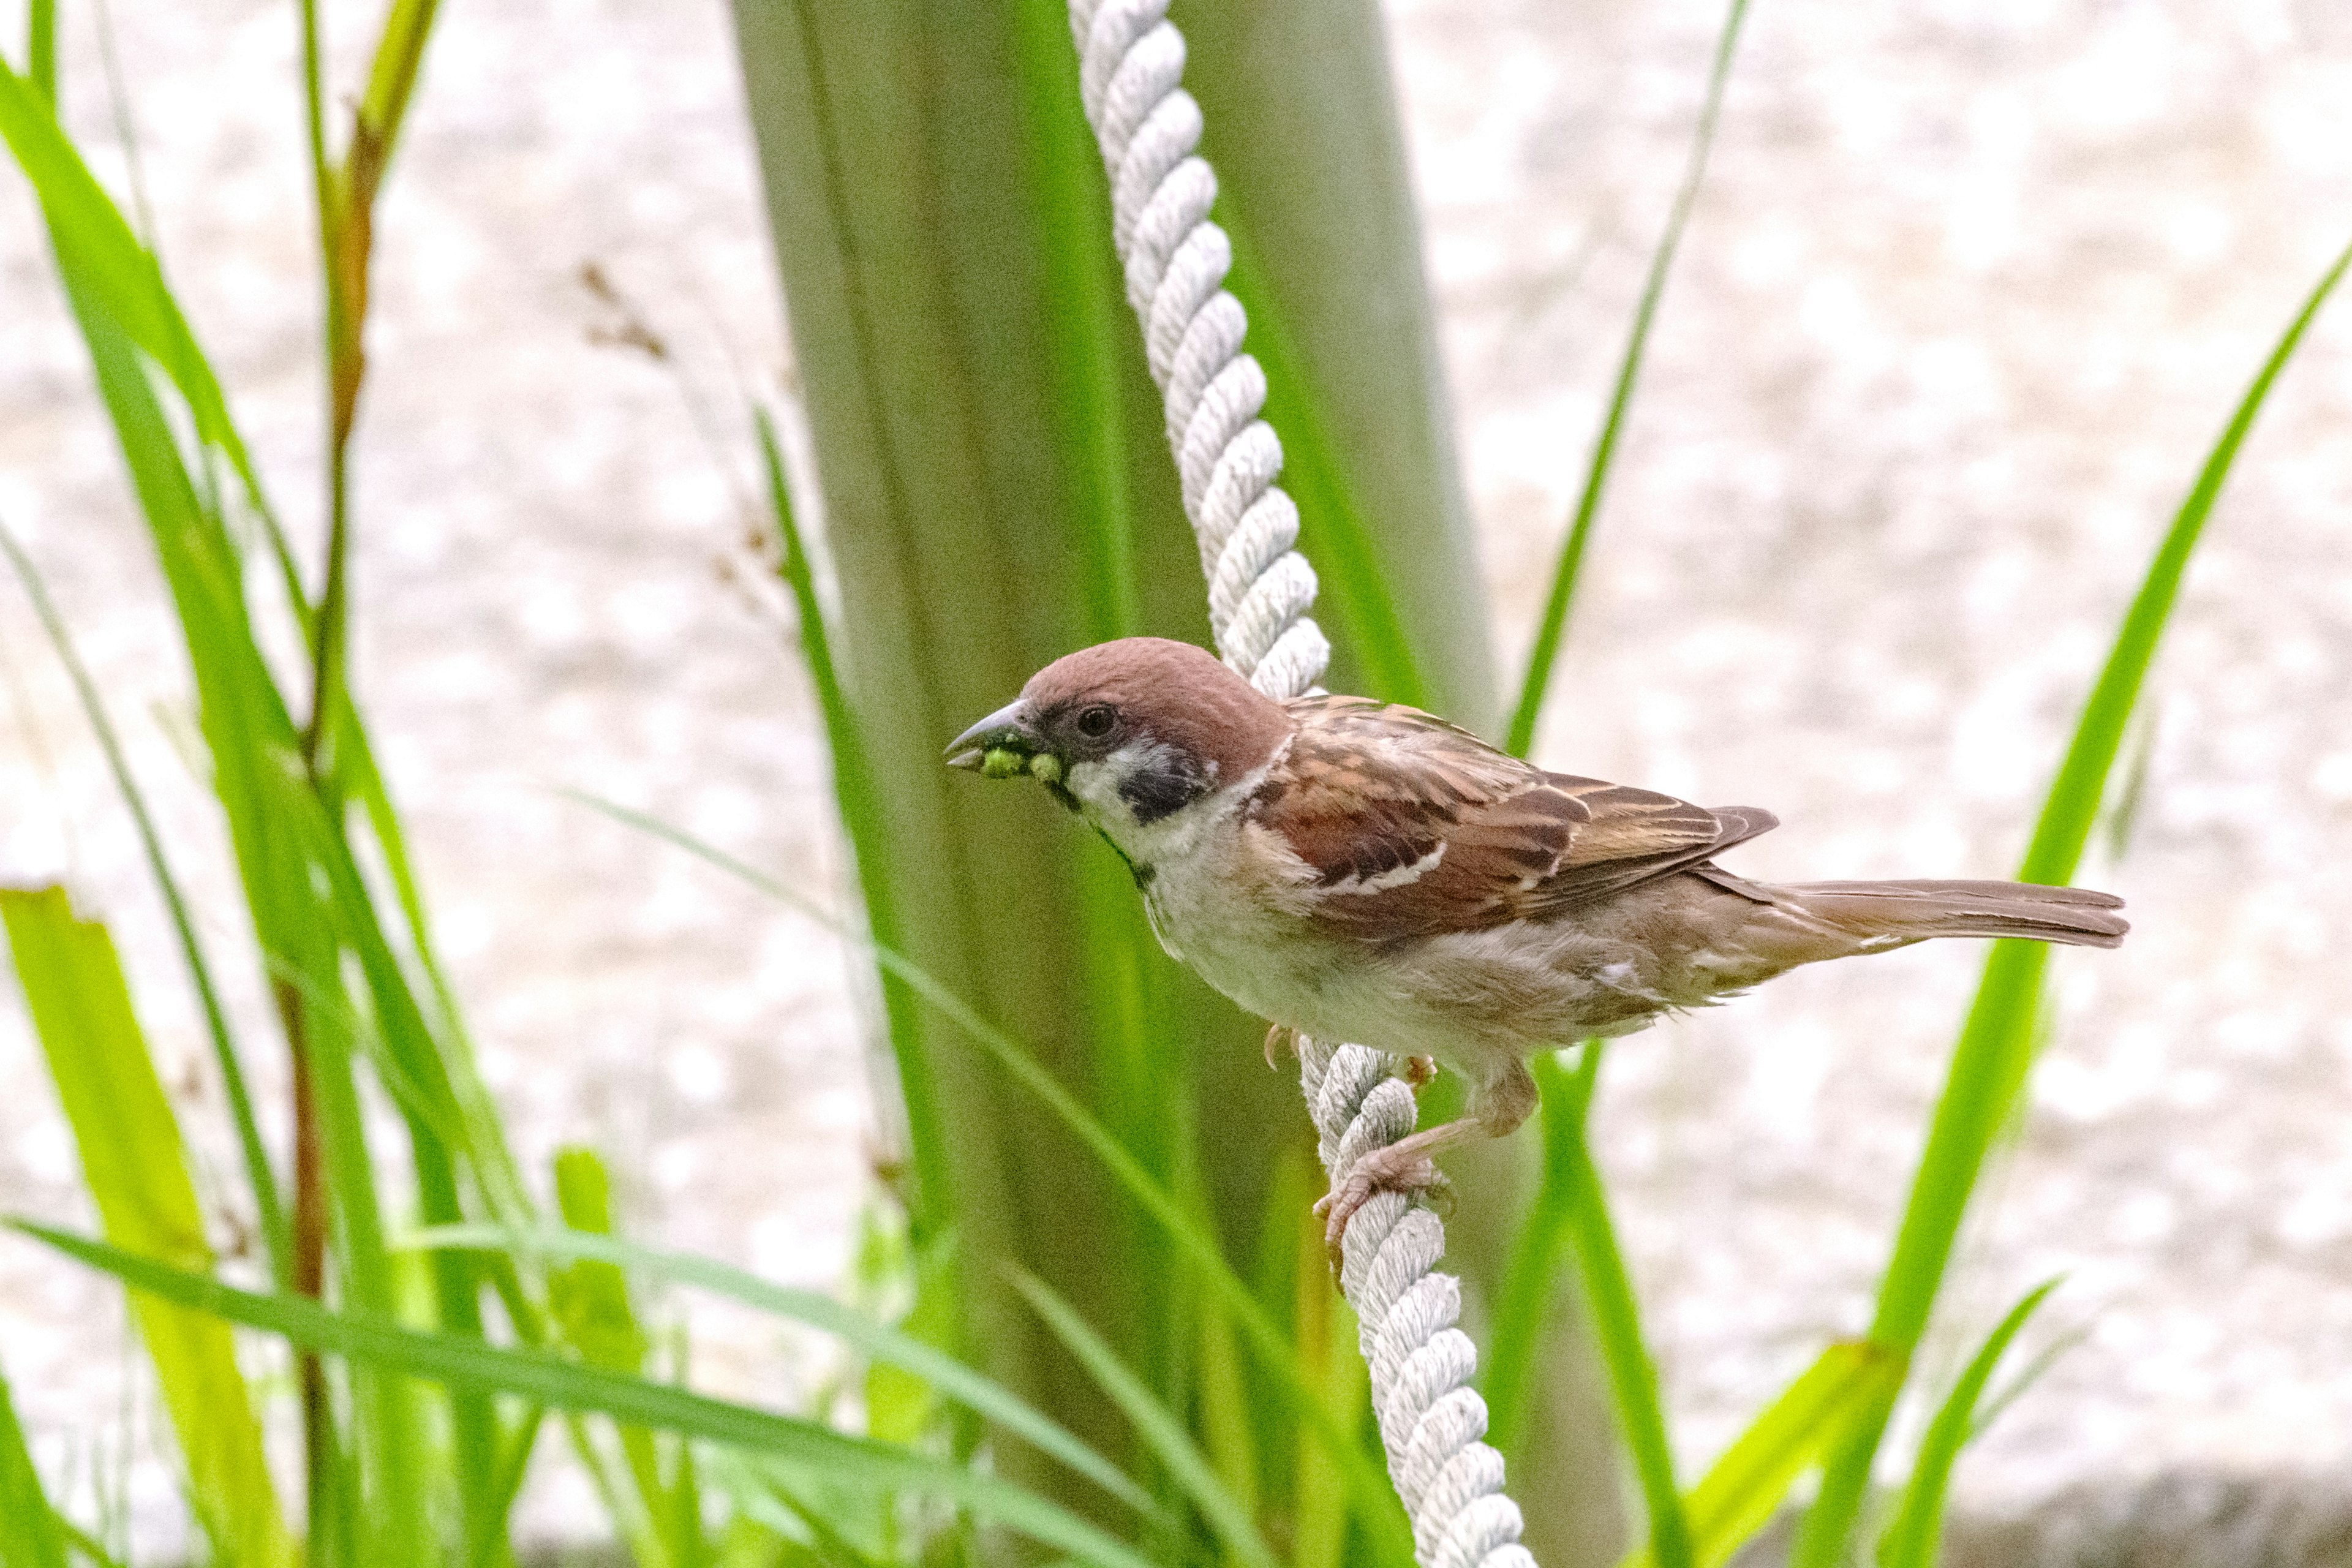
1064 740 1280 872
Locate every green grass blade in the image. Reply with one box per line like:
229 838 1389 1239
1618 1341 1898 1568
1796 236 2352 1568
0 58 270 513
0 1353 70 1568
546 1148 680 1568
402 1222 1161 1520
1009 1267 1281 1568
0 521 291 1288
12 1224 1159 1568
1287 1185 1366 1568
0 890 294 1568
24 0 54 104
1502 0 1754 759
564 789 1417 1565
753 409 944 1234
1874 1280 2057 1568
1547 1044 1692 1568
1005 1 1140 646
1483 1040 1601 1461
1225 227 1428 709
355 0 444 172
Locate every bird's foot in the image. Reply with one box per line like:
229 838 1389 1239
1403 1054 1436 1088
1264 1023 1298 1071
1314 1146 1450 1269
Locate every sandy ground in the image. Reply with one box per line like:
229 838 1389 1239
2 0 2350 1554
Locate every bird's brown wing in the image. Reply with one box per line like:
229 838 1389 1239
1255 695 1776 941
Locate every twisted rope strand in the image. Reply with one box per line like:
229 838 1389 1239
1066 4 1536 1562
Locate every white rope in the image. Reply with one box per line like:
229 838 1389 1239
1066 4 1537 1562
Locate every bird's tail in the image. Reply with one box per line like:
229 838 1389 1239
1774 878 2128 950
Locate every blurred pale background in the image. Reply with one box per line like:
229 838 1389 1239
3 0 2350 1555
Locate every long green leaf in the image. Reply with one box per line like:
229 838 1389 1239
753 409 944 1241
15 1224 1159 1568
1225 226 1429 710
401 1222 1160 1521
0 58 269 513
564 789 1415 1562
0 521 290 1288
1010 1268 1281 1568
1484 1041 1601 1461
0 1355 69 1568
1875 1281 2059 1568
1550 1044 1691 1568
1796 236 2352 1567
0 891 293 1568
1504 0 1754 758
1619 1341 1898 1568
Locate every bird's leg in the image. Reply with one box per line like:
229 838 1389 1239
1264 1023 1297 1071
1315 1057 1537 1265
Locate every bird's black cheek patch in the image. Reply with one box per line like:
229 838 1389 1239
1119 758 1210 824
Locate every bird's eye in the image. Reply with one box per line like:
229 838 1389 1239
1076 704 1118 739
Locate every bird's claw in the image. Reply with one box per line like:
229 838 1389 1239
1403 1054 1436 1088
1264 1023 1298 1071
1313 1153 1450 1272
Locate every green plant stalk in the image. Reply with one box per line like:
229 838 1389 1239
1504 0 1754 760
1287 1187 1365 1568
1794 235 2352 1567
15 1224 1164 1568
1875 1280 2058 1568
0 522 290 1287
296 0 442 772
755 410 943 1236
1007 0 1139 646
1485 1042 1600 1460
1550 1046 1691 1568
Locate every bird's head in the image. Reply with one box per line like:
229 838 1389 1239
945 638 1291 851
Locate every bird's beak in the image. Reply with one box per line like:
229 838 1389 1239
944 698 1041 775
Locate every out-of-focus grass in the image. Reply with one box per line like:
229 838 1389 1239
1505 0 1754 758
566 790 1417 1555
1793 235 2352 1567
1 1347 69 1567
0 891 290 1567
6 0 2346 1562
1875 1280 2059 1568
16 1225 1162 1568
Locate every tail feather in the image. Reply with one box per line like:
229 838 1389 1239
1780 878 2128 950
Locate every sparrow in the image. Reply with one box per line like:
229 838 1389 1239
946 636 2127 1251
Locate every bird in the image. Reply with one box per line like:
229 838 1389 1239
945 636 2127 1253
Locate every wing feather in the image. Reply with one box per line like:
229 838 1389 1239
1257 696 1776 941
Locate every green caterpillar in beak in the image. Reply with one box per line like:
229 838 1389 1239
982 747 1063 785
